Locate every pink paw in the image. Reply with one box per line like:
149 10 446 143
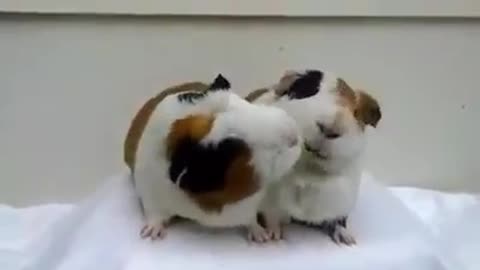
332 227 356 246
140 223 167 240
247 224 271 243
266 224 284 241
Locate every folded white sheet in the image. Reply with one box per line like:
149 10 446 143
0 204 72 270
392 187 480 270
2 171 449 270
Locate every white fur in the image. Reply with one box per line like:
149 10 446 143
254 71 369 238
262 156 362 223
133 88 301 238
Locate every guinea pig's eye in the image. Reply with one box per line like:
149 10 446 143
316 122 326 133
325 132 341 139
316 122 341 139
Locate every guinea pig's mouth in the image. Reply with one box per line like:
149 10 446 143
303 142 328 160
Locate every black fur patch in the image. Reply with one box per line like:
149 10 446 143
177 91 207 103
336 216 347 228
283 70 323 100
169 137 248 193
208 73 231 91
292 216 348 237
176 74 230 103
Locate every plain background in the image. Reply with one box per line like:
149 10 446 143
1 0 480 17
0 14 479 206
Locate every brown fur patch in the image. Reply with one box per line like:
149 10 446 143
123 81 209 171
166 114 215 159
335 78 356 108
190 149 258 212
244 88 270 102
335 78 381 129
354 91 382 128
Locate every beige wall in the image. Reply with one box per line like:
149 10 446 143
0 15 479 206
2 0 480 17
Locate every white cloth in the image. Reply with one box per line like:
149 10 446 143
392 187 480 270
2 172 477 270
0 204 72 270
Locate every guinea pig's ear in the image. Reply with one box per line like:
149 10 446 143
244 87 270 102
354 90 382 128
336 78 356 105
273 70 300 96
275 70 323 100
208 73 231 91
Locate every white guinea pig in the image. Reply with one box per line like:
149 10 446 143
247 69 381 245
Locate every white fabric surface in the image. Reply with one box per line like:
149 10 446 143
2 172 478 270
392 187 480 270
0 204 72 270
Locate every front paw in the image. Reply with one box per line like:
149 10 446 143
247 223 271 243
331 226 356 246
266 223 283 241
140 222 167 240
292 216 356 245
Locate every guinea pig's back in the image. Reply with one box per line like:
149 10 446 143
124 81 208 172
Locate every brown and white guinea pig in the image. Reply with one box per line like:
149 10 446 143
246 69 381 245
123 74 301 242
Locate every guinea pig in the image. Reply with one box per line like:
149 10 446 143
246 69 381 245
124 74 301 242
